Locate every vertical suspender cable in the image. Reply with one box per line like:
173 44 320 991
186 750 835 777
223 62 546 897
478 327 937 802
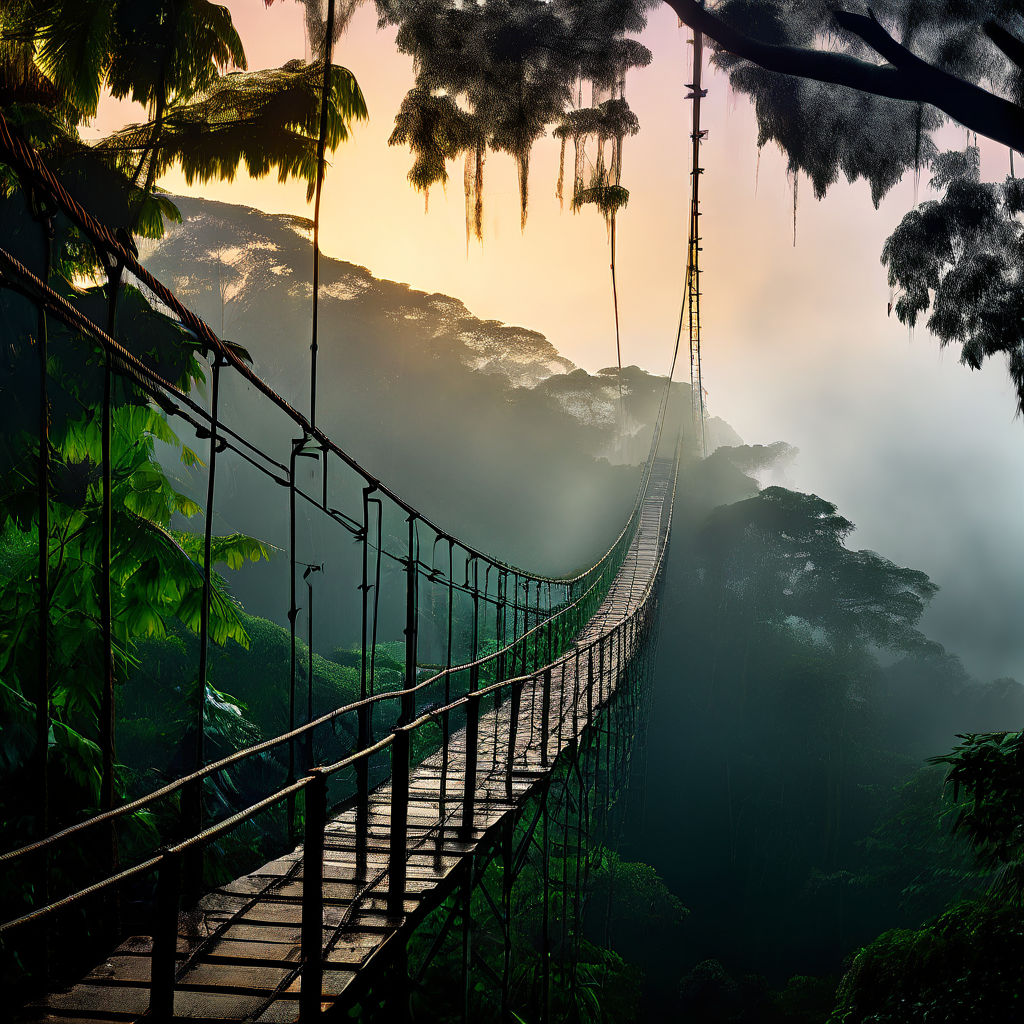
32 204 52 933
100 263 120 828
304 564 321 769
309 0 337 430
610 212 624 442
287 436 302 837
687 11 708 457
196 357 222 776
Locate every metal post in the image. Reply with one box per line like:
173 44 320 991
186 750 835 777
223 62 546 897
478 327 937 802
500 816 514 1022
540 667 552 768
587 646 594 723
303 564 322 771
356 489 373 879
355 745 369 880
470 557 480 691
388 726 411 917
510 572 519 671
546 581 553 664
150 848 182 1021
196 357 222 782
287 436 303 839
462 692 480 835
557 660 566 750
506 679 522 800
496 571 507 685
436 669 450 866
300 770 327 1022
99 255 120 836
573 646 580 741
32 208 52 949
368 496 383 709
402 516 418 726
532 581 541 671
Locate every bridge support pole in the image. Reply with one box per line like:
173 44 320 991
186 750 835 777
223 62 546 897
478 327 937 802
150 847 181 1022
587 646 594 724
462 691 481 835
388 726 411 918
506 679 522 801
540 667 552 768
355 738 369 880
532 582 541 670
402 516 418 726
600 632 607 707
556 661 566 750
572 647 580 740
300 769 326 1023
470 557 480 691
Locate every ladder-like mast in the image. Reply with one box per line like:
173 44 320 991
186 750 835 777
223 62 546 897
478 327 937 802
686 18 708 457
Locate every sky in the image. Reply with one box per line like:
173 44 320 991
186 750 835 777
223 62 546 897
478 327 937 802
89 0 1024 686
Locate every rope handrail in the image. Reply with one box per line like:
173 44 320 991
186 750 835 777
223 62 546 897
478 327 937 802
0 533 613 867
0 110 664 591
0 445 679 937
0 101 686 958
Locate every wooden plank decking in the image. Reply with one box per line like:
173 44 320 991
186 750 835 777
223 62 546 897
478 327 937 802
31 461 674 1024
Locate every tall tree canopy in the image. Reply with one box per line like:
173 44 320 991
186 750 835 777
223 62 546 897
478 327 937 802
0 0 365 873
375 0 1024 410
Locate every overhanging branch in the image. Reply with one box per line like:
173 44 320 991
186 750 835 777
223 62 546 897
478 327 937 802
984 20 1024 73
663 0 1024 154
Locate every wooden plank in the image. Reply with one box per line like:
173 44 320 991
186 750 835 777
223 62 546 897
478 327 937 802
30 465 673 1024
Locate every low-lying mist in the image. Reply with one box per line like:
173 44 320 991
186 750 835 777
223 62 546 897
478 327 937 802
143 197 1021 1019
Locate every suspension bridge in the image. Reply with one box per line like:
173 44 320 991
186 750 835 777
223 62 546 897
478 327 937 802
0 18 709 1024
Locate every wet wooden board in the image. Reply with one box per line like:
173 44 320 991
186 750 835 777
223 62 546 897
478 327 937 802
31 462 674 1023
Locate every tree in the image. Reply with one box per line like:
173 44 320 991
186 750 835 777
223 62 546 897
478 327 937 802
376 0 1024 412
828 728 1024 1023
0 0 366 950
697 486 938 654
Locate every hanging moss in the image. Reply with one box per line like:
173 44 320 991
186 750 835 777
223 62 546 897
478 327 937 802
516 146 530 231
389 88 474 195
556 134 566 207
573 183 630 219
463 139 486 246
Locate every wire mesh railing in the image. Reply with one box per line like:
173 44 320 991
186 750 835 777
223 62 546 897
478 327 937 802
0 107 683 1015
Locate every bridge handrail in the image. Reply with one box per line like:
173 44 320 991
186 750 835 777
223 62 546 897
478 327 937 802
0 111 664 592
0 222 658 876
0 448 678 940
0 107 685 961
0 559 614 869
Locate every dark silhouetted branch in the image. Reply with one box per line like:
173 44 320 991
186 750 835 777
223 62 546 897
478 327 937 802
984 20 1024 73
663 0 1024 153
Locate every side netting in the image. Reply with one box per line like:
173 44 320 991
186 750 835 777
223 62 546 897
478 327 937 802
331 448 679 1021
0 105 685 1015
380 458 675 1024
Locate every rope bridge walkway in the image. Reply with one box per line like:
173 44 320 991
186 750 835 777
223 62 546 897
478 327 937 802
28 458 675 1024
0 59 689 1016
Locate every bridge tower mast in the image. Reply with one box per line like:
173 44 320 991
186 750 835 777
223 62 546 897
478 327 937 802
686 15 708 457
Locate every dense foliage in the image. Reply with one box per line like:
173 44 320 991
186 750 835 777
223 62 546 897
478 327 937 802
373 0 1024 414
0 0 365 990
3 2 1023 1018
629 445 1023 1019
884 146 1024 411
